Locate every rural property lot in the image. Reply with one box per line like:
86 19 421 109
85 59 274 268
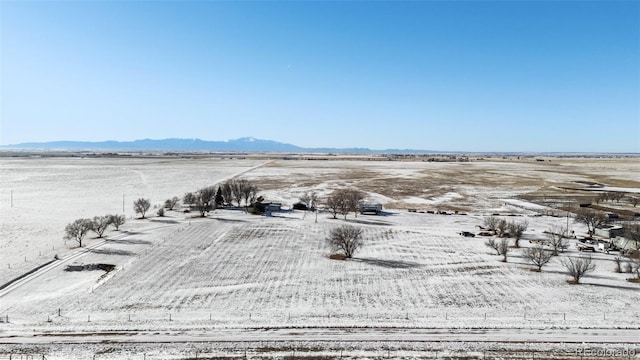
0 155 638 359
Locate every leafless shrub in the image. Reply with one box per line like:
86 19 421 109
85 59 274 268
156 207 165 217
524 246 553 271
327 225 363 258
561 255 595 284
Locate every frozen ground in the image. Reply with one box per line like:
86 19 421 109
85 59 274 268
0 155 638 359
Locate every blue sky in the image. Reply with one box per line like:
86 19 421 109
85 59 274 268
1 1 638 152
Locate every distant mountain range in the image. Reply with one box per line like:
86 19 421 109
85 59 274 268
0 137 437 154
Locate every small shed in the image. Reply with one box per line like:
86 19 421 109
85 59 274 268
359 202 383 215
594 225 624 239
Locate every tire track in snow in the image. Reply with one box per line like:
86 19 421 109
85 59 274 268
0 224 173 299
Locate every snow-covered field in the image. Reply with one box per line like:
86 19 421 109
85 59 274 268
0 155 638 359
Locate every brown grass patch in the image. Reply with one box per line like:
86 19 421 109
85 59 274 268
626 278 640 283
329 254 348 260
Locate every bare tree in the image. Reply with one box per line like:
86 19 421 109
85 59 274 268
108 214 125 231
508 220 528 248
326 192 342 219
561 255 596 284
612 192 625 203
309 191 319 210
133 198 151 219
164 196 180 210
327 225 364 258
546 226 569 256
485 238 501 255
64 218 93 247
498 238 510 262
496 219 508 237
483 216 499 231
229 179 245 207
485 238 509 261
524 246 553 271
346 189 365 217
630 197 639 208
193 186 217 217
157 207 165 217
298 191 320 210
614 256 622 273
183 192 197 209
221 182 233 207
338 192 351 219
299 192 312 208
574 208 607 236
90 215 111 238
241 181 258 208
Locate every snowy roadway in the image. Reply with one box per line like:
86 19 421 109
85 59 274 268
2 327 638 345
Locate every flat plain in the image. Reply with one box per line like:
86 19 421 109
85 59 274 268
0 154 639 359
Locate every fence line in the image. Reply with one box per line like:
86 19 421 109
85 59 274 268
0 348 638 360
2 309 639 329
